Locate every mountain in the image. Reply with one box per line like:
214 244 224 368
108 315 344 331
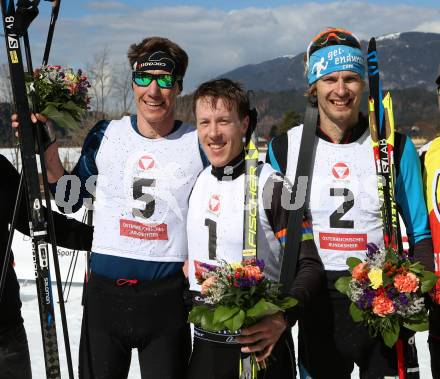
218 32 440 92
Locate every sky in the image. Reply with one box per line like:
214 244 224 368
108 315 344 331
2 0 440 92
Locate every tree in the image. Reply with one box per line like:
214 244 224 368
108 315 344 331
87 47 113 116
112 61 133 116
0 63 13 104
276 109 302 135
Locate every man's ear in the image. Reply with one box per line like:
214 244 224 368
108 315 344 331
242 115 250 135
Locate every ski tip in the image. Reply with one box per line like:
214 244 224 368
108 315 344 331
368 37 377 52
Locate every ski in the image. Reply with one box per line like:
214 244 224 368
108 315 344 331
367 37 406 379
242 108 259 263
240 108 259 379
0 1 61 378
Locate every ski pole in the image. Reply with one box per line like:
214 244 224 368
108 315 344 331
23 27 75 379
42 0 60 66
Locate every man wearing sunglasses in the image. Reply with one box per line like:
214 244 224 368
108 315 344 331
17 37 206 378
266 27 434 378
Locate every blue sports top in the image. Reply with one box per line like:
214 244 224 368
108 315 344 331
51 115 208 280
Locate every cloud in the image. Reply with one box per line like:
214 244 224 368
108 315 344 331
17 1 440 92
86 1 127 10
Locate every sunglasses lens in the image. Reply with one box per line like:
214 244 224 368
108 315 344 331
156 74 175 88
134 74 153 87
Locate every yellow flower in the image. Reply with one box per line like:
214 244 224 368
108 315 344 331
368 268 383 289
64 73 75 82
229 262 242 270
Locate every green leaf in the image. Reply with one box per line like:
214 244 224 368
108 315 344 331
335 276 351 295
188 305 209 325
246 299 281 320
62 100 84 114
349 303 363 322
382 272 393 287
41 103 81 130
277 297 298 310
381 320 399 348
403 319 429 332
409 262 424 274
421 271 439 293
200 309 223 332
224 309 245 332
347 257 363 271
213 305 240 324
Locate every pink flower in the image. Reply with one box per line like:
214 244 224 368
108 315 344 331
372 294 395 317
201 276 217 295
352 262 369 281
394 272 419 293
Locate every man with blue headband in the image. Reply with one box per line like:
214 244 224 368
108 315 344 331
267 27 433 378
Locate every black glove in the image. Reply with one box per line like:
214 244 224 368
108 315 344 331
35 118 57 154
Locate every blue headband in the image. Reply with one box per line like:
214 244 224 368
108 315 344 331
307 45 365 85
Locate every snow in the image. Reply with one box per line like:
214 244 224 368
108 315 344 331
20 282 142 378
278 54 296 59
0 147 81 172
376 32 401 41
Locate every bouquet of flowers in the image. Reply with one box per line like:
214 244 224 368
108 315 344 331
335 243 438 347
27 65 91 130
189 259 297 333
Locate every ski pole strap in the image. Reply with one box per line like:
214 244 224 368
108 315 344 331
279 104 318 292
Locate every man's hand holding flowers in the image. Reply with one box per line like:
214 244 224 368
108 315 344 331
237 311 288 362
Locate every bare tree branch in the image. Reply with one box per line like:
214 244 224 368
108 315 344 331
112 61 134 116
86 47 113 117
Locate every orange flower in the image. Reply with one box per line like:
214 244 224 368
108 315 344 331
394 272 419 293
243 265 263 280
201 276 217 295
372 294 395 317
352 262 369 281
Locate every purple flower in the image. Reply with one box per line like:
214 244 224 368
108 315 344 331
357 289 376 310
387 287 398 298
200 262 217 272
256 259 265 271
398 293 409 306
366 243 379 259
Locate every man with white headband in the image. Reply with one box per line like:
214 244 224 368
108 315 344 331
266 28 434 378
14 37 207 378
